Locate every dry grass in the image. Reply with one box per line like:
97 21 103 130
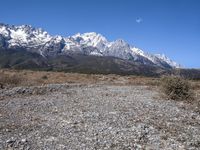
0 69 200 95
190 80 200 90
0 72 25 88
0 69 161 88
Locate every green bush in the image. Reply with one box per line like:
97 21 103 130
161 76 194 101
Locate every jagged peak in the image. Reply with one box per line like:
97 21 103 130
0 23 8 27
114 39 127 44
155 54 181 68
73 32 107 41
71 32 108 48
0 23 181 68
0 23 32 30
111 39 130 48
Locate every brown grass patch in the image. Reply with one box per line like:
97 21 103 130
0 69 161 88
0 72 25 88
190 80 200 90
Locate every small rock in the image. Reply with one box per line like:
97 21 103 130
5 129 11 132
6 138 15 144
21 138 27 143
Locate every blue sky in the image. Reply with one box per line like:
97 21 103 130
1 0 200 68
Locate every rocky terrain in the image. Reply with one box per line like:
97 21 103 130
0 81 200 149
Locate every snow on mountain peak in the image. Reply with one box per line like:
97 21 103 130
0 25 10 37
71 32 109 53
0 23 53 47
73 32 108 46
0 23 181 68
155 54 181 68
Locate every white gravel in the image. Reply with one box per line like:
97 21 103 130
0 84 200 149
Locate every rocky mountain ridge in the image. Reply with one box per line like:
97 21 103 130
0 23 180 68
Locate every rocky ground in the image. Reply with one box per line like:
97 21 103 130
0 83 200 150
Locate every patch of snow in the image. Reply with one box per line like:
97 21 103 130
10 29 28 42
0 26 9 37
90 51 103 56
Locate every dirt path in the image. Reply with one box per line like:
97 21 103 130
0 84 200 149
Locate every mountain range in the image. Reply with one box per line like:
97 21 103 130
2 23 199 78
0 23 180 68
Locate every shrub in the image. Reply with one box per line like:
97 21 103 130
160 76 194 101
41 75 48 80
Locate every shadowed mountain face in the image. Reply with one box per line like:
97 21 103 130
0 48 169 77
0 48 199 79
0 48 48 69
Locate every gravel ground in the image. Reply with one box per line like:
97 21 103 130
0 84 200 150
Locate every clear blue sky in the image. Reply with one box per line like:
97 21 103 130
1 0 200 68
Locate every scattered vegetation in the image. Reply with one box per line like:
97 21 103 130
160 76 194 101
0 73 24 88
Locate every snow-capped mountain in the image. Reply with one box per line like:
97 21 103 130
0 23 180 68
155 54 181 68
